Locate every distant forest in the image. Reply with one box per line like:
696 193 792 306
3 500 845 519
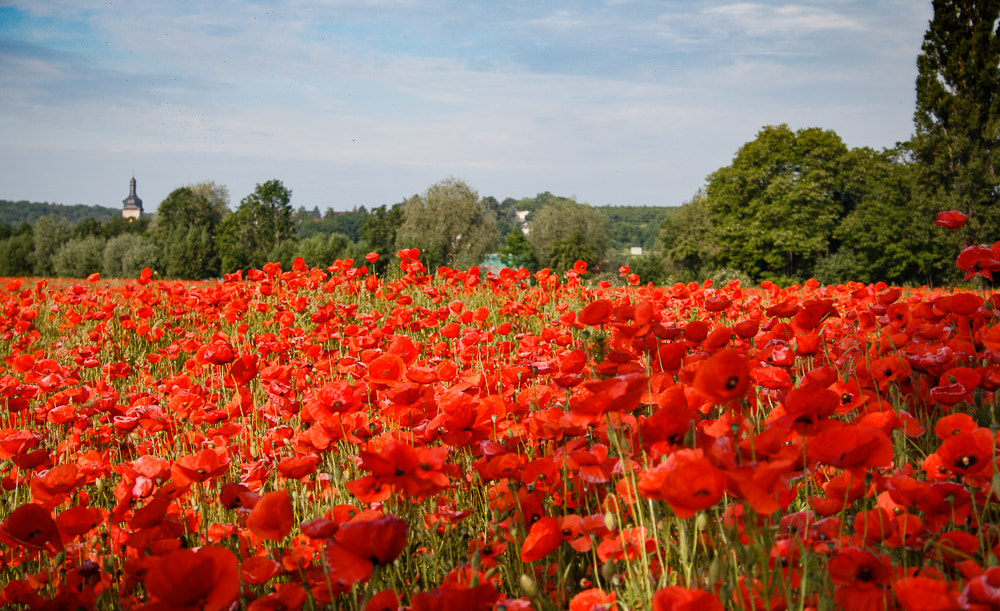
0 183 672 283
0 200 120 226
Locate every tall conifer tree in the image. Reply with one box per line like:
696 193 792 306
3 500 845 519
912 0 1000 241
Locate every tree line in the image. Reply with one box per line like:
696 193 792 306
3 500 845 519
0 177 662 281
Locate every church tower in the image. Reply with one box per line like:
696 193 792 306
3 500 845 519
122 176 143 220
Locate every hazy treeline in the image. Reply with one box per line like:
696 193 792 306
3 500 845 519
0 178 665 281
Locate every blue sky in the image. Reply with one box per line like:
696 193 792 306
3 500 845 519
0 0 932 213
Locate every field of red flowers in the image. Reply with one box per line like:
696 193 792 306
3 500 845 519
3 218 1000 610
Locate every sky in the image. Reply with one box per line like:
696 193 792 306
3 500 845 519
0 0 933 214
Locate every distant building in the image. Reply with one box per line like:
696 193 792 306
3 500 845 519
122 176 143 220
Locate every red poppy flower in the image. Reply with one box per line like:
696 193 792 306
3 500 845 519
692 348 751 404
520 516 562 562
171 448 230 486
364 589 400 611
0 503 63 553
640 448 727 518
241 556 282 585
247 490 295 541
957 243 1000 281
578 300 614 327
325 513 408 588
569 588 616 611
934 210 967 229
930 427 994 477
277 454 320 480
892 576 959 611
652 586 724 611
247 582 309 611
144 546 240 611
960 567 1000 609
807 424 893 470
573 260 588 274
55 505 103 540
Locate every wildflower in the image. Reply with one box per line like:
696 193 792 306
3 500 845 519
933 210 967 229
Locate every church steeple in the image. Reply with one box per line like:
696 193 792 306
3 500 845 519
122 175 143 220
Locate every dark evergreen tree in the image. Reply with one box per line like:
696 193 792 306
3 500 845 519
912 0 1000 242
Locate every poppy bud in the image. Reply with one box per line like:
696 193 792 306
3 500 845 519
603 511 617 532
708 554 722 585
520 574 538 598
601 560 617 582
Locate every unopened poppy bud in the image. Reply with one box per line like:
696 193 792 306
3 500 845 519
708 554 722 585
601 559 617 582
603 511 616 532
683 428 696 449
519 574 537 597
695 512 709 532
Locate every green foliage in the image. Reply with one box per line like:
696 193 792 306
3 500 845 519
163 226 218 280
0 233 34 276
313 208 367 242
834 146 954 284
296 233 350 269
0 200 119 226
360 204 404 275
395 178 500 271
155 187 225 235
217 180 295 273
103 234 160 278
626 252 669 286
705 124 849 284
187 181 231 223
32 215 74 277
52 236 106 278
912 0 1000 243
659 192 719 283
500 229 537 270
596 205 670 251
121 240 161 279
527 198 609 271
268 239 300 272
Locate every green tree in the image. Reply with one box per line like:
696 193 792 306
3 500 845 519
155 187 224 234
31 215 74 277
360 204 404 275
704 124 849 283
163 225 218 280
395 178 500 271
121 240 161 279
52 236 105 278
659 191 720 282
188 181 231 223
217 180 295 273
912 0 1000 242
500 229 537 270
103 234 160 278
0 230 34 277
527 198 609 271
297 233 350 269
827 146 952 284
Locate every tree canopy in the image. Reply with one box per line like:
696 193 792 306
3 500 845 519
395 178 499 271
912 0 1000 243
217 179 295 274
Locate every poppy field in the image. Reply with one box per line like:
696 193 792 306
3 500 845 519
3 220 1000 611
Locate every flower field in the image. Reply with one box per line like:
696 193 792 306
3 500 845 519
3 234 1000 610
